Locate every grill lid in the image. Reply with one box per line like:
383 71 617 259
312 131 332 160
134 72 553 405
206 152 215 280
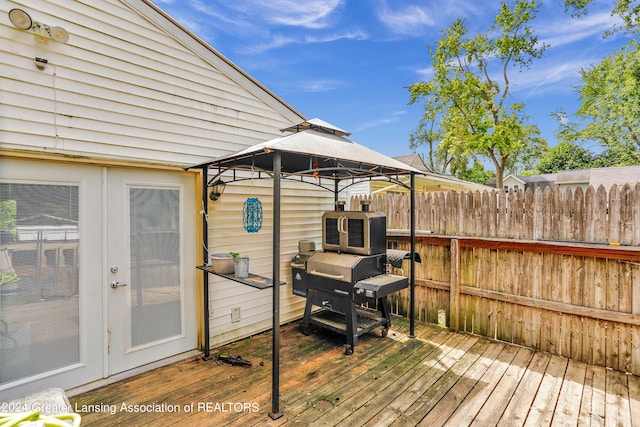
306 252 363 283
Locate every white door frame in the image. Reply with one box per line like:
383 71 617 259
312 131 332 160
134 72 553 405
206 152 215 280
105 167 197 376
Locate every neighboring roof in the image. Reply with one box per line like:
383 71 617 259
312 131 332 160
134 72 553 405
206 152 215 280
393 154 431 172
421 172 493 191
503 175 526 185
122 0 304 123
557 165 640 188
189 119 423 186
489 166 640 190
488 173 559 187
521 173 558 184
556 169 591 185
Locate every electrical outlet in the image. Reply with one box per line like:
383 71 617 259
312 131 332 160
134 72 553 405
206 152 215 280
231 306 241 323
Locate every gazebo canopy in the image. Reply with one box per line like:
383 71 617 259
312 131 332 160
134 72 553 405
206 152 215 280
190 118 423 189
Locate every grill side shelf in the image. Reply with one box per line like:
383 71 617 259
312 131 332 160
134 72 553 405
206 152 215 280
354 274 408 299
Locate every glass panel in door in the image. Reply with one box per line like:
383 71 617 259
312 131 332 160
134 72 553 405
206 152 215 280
0 183 80 383
129 187 181 346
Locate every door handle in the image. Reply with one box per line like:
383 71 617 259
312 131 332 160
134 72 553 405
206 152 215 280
110 281 128 289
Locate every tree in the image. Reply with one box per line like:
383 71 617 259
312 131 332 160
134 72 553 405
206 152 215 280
409 108 471 175
535 141 595 173
409 0 548 190
564 0 640 34
457 160 495 185
556 40 640 164
409 109 444 173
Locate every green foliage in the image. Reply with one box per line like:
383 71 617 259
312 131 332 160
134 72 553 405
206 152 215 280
535 141 595 173
456 160 495 185
592 147 640 167
0 200 16 233
556 40 640 164
408 0 548 189
564 0 640 34
409 110 444 172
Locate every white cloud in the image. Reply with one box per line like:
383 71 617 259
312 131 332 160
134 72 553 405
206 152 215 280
376 3 436 35
514 61 585 97
184 0 357 53
375 0 497 36
203 0 343 30
300 79 343 92
355 111 406 131
189 0 246 27
257 0 344 29
246 34 298 53
537 11 623 48
243 29 367 54
414 66 434 81
304 30 368 43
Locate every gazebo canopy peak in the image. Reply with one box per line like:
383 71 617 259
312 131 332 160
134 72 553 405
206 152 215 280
280 118 351 137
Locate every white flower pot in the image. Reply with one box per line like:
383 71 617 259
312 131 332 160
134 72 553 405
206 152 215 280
211 253 234 274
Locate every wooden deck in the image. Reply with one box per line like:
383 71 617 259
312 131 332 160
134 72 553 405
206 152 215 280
69 316 640 426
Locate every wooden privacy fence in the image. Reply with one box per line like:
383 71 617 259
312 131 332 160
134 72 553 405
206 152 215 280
351 184 640 374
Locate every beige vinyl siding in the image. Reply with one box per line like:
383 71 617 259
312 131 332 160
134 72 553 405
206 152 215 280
206 178 333 346
1 0 302 166
1 0 322 353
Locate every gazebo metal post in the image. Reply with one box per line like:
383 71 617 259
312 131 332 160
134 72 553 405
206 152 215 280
409 172 416 338
201 165 212 360
269 150 283 420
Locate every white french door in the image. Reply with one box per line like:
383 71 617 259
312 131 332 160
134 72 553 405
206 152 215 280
0 160 103 400
106 168 197 375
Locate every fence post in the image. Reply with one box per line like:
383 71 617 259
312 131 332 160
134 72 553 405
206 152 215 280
449 238 460 330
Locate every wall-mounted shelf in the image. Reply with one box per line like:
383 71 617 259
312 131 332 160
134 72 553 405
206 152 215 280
196 265 284 290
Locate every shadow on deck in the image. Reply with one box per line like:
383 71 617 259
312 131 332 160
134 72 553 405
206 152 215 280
70 316 640 426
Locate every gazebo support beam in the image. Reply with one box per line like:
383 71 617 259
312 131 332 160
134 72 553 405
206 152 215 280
269 150 283 420
201 165 212 360
409 172 416 338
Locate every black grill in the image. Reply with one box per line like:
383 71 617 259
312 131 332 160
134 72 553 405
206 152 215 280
291 208 409 355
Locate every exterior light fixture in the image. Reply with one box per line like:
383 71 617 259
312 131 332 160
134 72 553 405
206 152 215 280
8 8 69 44
9 8 32 30
34 57 48 71
208 179 226 201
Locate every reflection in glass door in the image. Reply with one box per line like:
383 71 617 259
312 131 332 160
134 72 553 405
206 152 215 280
129 187 182 347
0 183 80 384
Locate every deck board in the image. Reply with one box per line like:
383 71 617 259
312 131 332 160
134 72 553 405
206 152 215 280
69 316 640 426
479 347 537 424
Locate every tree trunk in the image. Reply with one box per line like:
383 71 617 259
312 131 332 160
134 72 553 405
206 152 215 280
495 165 505 190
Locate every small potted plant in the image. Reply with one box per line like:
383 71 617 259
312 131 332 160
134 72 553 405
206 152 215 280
230 252 249 278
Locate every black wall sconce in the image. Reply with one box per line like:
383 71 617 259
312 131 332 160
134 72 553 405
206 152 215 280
208 179 226 201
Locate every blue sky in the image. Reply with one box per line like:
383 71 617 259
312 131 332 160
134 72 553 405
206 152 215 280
153 0 631 160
